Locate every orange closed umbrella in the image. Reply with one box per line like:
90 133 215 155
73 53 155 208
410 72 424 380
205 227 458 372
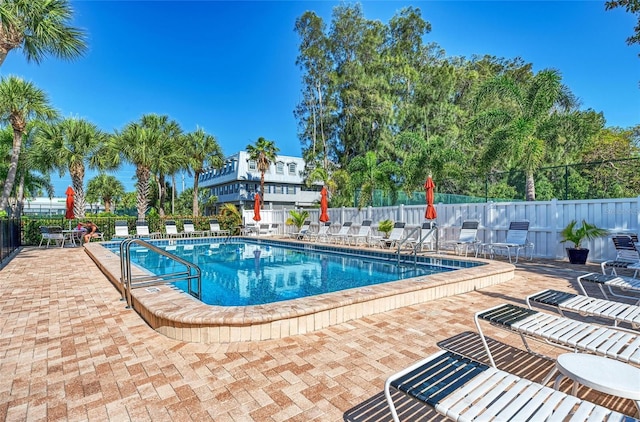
319 186 329 223
65 186 75 219
253 193 261 222
424 176 437 220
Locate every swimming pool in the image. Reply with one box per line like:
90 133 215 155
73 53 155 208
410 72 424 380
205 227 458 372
89 238 514 343
118 240 472 306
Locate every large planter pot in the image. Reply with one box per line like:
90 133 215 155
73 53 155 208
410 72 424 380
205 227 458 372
566 248 589 264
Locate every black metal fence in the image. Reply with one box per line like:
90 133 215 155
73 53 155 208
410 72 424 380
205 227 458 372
366 157 640 206
0 219 21 266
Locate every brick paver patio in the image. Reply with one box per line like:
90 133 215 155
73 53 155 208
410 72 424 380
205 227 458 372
0 246 637 421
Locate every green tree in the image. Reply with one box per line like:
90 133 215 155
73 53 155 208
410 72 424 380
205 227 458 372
0 76 57 211
0 0 87 66
110 117 157 220
246 137 279 208
86 173 124 214
470 69 576 201
348 151 398 208
33 117 106 218
606 0 640 57
0 123 52 215
140 114 183 217
183 127 224 217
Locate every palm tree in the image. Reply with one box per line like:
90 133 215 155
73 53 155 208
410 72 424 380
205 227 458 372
32 117 106 218
109 114 181 220
139 114 183 217
246 137 279 209
348 151 399 208
470 69 574 201
109 122 152 220
0 76 57 211
0 0 87 67
86 174 124 214
0 124 53 215
183 127 224 217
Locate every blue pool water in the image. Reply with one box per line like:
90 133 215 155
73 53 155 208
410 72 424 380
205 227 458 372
118 239 478 306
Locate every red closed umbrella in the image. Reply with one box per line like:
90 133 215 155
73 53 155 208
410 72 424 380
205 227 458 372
424 176 437 220
253 193 261 222
65 186 75 219
319 186 329 223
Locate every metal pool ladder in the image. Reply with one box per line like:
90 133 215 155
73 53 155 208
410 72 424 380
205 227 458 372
119 238 202 309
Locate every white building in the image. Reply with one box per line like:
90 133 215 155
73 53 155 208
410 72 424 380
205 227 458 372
198 151 321 212
22 197 104 216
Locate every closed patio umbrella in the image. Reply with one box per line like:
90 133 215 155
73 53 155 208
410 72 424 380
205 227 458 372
319 186 329 223
65 186 75 220
424 176 437 220
253 193 261 222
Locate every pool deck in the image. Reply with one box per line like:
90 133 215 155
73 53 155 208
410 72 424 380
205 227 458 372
1 245 638 420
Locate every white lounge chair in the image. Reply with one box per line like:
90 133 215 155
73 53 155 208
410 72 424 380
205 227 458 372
182 219 205 237
346 220 372 246
486 220 533 263
206 219 229 237
404 221 437 252
442 220 481 257
327 222 352 244
288 221 311 240
133 220 159 239
602 235 640 277
164 220 183 238
307 222 331 242
259 223 278 236
112 220 133 239
475 302 640 368
384 349 634 422
526 288 640 330
577 272 640 305
378 222 406 249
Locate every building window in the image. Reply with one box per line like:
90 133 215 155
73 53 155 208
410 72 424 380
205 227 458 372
276 161 284 175
248 160 257 171
288 163 296 175
275 185 283 194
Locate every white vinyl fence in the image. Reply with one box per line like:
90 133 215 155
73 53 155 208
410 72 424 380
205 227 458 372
244 197 640 263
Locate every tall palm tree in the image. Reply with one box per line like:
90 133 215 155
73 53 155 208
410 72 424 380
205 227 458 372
32 117 106 218
139 114 183 217
0 124 53 215
0 76 57 211
109 114 181 220
246 137 279 209
0 0 87 67
109 122 151 220
470 69 574 201
183 127 224 217
86 173 124 214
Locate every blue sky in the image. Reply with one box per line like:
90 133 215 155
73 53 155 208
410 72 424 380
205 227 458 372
2 1 638 197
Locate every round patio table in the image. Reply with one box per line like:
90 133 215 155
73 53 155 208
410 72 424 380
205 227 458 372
551 353 640 414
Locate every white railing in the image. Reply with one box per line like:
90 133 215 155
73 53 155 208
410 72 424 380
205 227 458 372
244 197 640 262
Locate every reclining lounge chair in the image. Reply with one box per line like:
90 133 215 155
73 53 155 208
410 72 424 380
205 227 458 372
526 288 640 330
577 272 640 305
475 302 640 368
442 220 481 257
385 349 636 422
486 220 533 263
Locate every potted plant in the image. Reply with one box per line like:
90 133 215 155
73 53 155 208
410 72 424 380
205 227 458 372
560 219 608 264
286 209 310 232
377 219 394 239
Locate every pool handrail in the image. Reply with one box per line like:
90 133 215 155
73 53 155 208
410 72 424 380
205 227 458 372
119 238 202 309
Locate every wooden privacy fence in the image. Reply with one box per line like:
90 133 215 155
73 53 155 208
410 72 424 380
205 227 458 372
247 197 640 263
